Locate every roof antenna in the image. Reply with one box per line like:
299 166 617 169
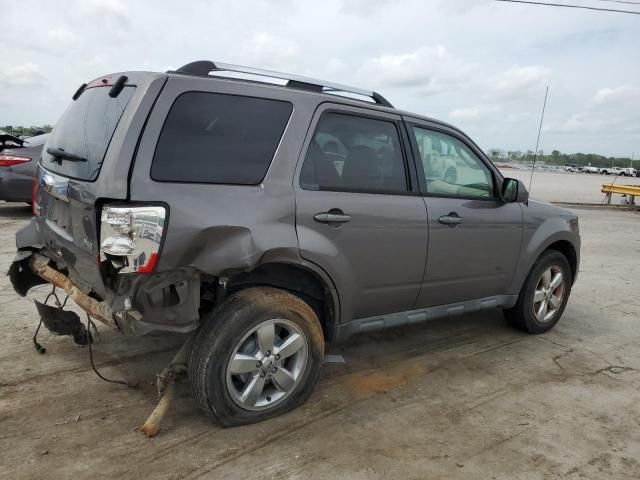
529 86 549 192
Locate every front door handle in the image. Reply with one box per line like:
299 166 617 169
438 213 463 226
314 210 352 224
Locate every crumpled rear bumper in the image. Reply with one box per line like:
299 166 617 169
8 220 202 335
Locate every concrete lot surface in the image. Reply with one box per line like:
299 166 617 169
498 169 640 204
1 200 639 479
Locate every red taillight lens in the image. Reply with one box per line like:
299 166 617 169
137 252 159 273
31 177 38 216
0 154 31 167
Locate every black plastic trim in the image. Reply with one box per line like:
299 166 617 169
108 75 128 98
72 83 87 101
173 60 216 76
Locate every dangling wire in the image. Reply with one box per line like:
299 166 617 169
85 314 134 388
33 285 62 354
44 285 61 307
60 294 70 309
32 318 46 354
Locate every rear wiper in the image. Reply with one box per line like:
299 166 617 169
46 147 87 163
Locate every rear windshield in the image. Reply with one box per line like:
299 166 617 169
151 92 292 185
41 86 135 181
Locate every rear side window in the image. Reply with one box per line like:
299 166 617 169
42 86 135 181
151 92 292 184
300 112 408 194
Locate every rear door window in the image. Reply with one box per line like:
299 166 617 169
300 112 408 194
42 86 135 181
151 92 293 184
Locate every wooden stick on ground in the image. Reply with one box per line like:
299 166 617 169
140 382 176 437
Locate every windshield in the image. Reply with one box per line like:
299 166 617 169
42 86 135 180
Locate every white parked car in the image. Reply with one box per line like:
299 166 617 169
583 166 600 174
621 168 637 177
600 166 624 176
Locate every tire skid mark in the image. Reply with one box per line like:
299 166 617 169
174 403 353 480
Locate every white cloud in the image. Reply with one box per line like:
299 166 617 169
593 86 640 106
80 0 130 32
0 63 46 87
449 105 498 122
555 85 640 135
358 46 474 94
490 65 551 99
340 0 393 15
0 0 638 156
239 33 300 70
47 28 77 47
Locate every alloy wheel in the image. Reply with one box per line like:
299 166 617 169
225 318 308 411
533 266 565 323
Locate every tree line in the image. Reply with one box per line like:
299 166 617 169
1 125 53 137
487 149 636 169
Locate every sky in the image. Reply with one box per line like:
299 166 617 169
1 0 638 157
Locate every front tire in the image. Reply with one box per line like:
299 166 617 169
189 287 324 427
505 250 572 334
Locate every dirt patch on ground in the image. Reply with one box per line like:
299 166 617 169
345 361 427 394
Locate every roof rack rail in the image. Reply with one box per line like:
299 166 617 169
171 60 394 108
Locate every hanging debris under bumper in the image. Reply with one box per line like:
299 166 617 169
28 253 120 330
8 250 202 335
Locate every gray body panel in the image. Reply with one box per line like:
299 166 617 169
11 66 581 339
417 196 523 306
129 75 308 276
30 72 168 298
293 103 428 323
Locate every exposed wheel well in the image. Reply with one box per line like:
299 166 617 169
544 240 577 283
225 263 336 341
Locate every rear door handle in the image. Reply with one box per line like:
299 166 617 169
438 213 463 226
314 211 352 224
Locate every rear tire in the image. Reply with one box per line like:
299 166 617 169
189 287 324 427
505 250 572 334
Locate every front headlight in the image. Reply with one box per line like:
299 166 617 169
100 205 166 273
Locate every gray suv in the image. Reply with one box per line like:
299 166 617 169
9 61 580 427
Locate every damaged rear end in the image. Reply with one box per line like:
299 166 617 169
8 71 201 336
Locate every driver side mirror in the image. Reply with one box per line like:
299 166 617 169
501 178 529 204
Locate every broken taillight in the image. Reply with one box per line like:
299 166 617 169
99 205 166 274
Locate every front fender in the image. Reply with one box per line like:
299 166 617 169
510 204 580 295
